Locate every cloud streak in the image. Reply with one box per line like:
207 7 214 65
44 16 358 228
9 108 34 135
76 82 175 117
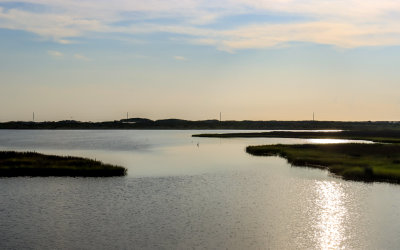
47 50 63 57
173 56 187 61
74 53 91 61
1 0 400 50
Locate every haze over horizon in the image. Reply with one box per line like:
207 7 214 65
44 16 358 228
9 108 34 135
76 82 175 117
1 0 400 122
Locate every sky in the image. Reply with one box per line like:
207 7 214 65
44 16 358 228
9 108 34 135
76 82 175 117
1 0 400 122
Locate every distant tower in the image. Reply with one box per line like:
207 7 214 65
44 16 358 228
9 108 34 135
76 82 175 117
33 112 35 122
220 112 222 122
127 112 128 120
313 112 315 121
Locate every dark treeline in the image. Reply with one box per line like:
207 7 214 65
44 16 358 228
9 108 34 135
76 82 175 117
0 118 400 130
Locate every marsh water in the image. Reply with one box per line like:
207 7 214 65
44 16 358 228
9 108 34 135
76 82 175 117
0 130 400 249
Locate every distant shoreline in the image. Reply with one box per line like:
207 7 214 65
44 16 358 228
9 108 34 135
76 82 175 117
1 118 400 130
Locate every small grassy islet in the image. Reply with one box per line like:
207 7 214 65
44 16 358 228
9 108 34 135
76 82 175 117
0 151 127 177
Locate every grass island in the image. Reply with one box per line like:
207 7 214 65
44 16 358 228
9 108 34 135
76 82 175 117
0 151 127 177
247 143 400 183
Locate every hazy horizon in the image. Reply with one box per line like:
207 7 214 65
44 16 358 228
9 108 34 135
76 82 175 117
2 1 400 122
2 115 400 123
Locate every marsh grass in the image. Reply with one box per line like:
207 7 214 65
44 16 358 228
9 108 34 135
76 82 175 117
0 151 127 177
246 143 400 183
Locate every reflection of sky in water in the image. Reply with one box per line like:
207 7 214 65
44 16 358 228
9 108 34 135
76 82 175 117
1 130 400 249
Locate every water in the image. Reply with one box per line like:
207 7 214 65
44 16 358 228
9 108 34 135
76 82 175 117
0 130 399 249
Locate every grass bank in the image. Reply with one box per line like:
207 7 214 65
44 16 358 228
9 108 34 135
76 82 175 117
246 143 400 183
193 130 400 143
0 151 127 177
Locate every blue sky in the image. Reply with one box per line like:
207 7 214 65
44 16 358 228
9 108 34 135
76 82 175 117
1 0 400 121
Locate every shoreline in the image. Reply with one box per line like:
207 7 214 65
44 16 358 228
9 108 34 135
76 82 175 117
1 119 400 131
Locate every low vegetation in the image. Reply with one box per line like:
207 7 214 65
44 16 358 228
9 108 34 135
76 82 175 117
246 143 400 183
0 151 127 177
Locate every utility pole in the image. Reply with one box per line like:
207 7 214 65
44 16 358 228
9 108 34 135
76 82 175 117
127 112 129 120
220 112 222 122
313 112 315 121
33 112 35 122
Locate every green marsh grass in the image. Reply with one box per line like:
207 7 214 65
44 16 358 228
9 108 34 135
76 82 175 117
0 151 127 177
246 143 400 183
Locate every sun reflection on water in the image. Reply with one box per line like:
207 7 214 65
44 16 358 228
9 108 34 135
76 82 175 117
314 181 347 250
308 139 354 144
307 138 374 144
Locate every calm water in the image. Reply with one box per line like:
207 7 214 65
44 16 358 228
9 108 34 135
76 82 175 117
0 130 399 249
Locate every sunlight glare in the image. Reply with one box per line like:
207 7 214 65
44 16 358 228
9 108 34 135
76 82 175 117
314 181 347 250
308 139 353 144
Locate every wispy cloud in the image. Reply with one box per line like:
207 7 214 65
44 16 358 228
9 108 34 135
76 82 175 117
47 50 63 57
2 1 400 50
173 55 187 61
74 53 91 61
